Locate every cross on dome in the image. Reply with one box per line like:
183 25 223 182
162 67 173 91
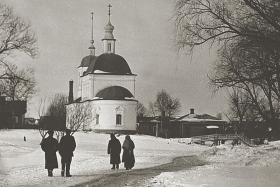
89 11 95 55
108 4 112 21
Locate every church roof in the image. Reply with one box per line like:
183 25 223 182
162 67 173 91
79 55 97 68
85 53 132 75
95 86 134 100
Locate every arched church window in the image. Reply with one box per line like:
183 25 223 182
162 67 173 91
115 106 124 126
96 114 99 125
116 114 122 125
94 106 101 125
108 43 111 52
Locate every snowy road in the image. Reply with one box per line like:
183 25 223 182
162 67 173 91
145 142 280 187
75 156 206 187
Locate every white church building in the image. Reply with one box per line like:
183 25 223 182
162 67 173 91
66 5 137 134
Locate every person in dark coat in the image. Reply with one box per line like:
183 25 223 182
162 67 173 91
107 133 121 169
40 130 58 177
122 135 135 170
58 129 76 177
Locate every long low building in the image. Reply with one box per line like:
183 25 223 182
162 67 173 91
138 109 227 138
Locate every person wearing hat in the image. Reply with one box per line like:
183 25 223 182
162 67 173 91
107 133 121 170
58 129 76 177
40 130 59 177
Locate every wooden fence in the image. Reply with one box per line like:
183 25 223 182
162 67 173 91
191 134 257 147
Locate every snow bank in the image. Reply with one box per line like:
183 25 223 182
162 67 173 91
146 140 280 187
201 141 280 167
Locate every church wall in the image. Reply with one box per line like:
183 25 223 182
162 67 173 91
81 75 94 100
90 100 137 132
93 74 136 97
77 67 88 98
66 100 137 133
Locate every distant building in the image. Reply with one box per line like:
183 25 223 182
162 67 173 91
66 6 137 134
39 116 65 131
169 108 227 138
0 96 27 128
138 109 227 138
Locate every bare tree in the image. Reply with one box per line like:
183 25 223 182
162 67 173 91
66 102 93 134
38 94 68 139
175 0 280 52
37 97 48 118
154 89 181 118
137 102 147 118
0 3 37 77
0 64 36 101
37 97 48 138
45 94 68 119
210 40 280 122
148 101 157 117
0 3 37 57
227 88 251 122
37 97 47 139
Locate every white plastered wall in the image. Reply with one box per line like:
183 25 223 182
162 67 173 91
90 100 137 131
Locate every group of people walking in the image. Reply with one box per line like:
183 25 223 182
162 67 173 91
40 130 135 177
40 129 76 177
107 134 135 170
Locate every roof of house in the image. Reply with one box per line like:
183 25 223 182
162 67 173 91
175 113 226 123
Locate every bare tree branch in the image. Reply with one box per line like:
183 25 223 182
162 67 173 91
66 102 93 134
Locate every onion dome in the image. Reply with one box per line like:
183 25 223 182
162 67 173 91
79 55 96 67
86 53 132 75
79 55 97 68
103 21 115 40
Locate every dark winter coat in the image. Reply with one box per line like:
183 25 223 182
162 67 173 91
58 135 76 158
40 136 58 169
122 139 135 169
107 138 121 164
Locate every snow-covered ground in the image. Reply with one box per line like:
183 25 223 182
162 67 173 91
146 140 280 187
2 130 280 187
0 129 207 186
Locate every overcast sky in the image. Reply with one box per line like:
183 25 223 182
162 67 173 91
3 0 227 118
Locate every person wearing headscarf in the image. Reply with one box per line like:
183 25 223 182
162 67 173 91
122 135 135 170
107 133 121 169
58 129 76 177
40 130 58 177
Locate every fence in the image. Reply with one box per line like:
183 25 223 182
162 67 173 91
191 133 257 147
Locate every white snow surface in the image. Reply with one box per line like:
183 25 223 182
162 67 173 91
146 140 280 187
0 129 207 186
2 130 280 187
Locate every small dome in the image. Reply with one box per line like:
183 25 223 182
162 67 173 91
103 21 115 40
95 86 134 100
105 21 114 31
87 53 132 75
79 55 96 68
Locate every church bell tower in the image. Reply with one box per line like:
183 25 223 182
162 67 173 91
102 4 116 54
